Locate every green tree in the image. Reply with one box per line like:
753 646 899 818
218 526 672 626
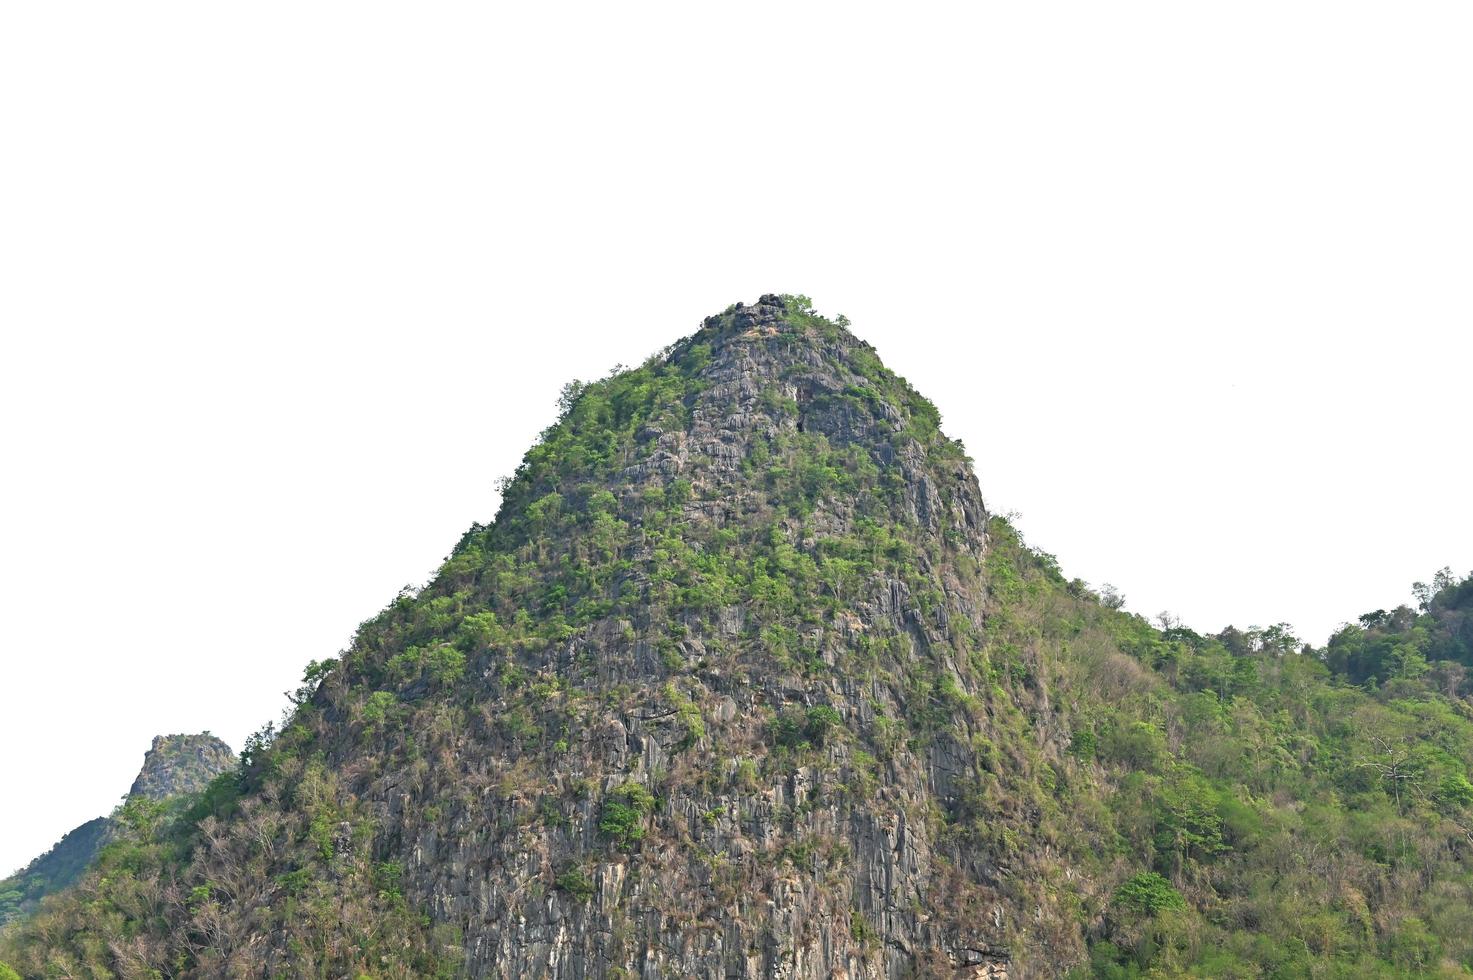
1114 872 1186 916
599 781 655 848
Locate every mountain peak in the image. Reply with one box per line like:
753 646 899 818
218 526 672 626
702 292 791 332
696 292 852 347
490 294 977 562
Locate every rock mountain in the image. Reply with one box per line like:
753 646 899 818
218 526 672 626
7 296 1473 978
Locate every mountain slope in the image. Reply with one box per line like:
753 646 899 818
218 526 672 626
0 733 233 928
5 296 1473 979
0 820 108 929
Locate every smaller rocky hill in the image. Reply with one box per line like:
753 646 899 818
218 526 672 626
128 733 236 801
0 733 234 926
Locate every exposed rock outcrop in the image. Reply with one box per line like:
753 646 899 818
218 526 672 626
128 733 236 801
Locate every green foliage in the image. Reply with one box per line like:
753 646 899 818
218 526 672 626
361 690 401 733
426 644 466 686
1322 567 1473 686
664 683 706 749
983 514 1473 976
554 867 596 900
286 658 337 707
599 781 655 848
1113 872 1186 916
732 758 760 792
770 704 845 750
1100 720 1165 771
1068 729 1097 761
374 861 405 908
804 705 843 743
1435 772 1473 811
0 748 457 978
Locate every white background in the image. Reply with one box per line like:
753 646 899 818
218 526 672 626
2 2 1469 877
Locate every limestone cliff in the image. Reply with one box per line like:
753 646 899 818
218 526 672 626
342 296 1022 977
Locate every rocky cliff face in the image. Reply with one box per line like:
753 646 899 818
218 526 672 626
251 294 1083 979
128 733 236 801
336 296 1020 978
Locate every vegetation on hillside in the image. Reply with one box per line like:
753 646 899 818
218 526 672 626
979 517 1473 977
0 821 109 928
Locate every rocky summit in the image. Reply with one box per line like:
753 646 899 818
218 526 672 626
128 733 237 801
6 296 1473 978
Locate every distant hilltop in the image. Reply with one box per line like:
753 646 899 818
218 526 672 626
0 732 234 927
128 733 236 801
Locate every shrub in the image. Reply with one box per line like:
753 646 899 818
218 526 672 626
599 781 655 848
427 645 466 686
1114 872 1186 916
1434 773 1473 812
361 691 401 734
1102 721 1166 771
733 758 760 791
664 683 706 749
555 868 596 900
771 704 845 749
805 705 843 745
